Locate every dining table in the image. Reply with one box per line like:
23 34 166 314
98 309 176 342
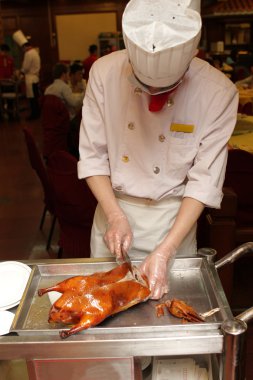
228 113 253 153
238 88 253 106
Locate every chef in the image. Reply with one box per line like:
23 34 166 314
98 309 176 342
78 0 238 300
13 30 41 120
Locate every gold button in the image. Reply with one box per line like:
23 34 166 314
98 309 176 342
167 98 174 107
134 87 142 95
159 134 165 142
122 155 129 163
153 166 160 174
128 122 135 130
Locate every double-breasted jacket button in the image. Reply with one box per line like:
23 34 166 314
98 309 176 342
167 98 174 107
159 134 166 142
134 87 143 95
153 166 160 174
128 122 135 130
122 155 129 163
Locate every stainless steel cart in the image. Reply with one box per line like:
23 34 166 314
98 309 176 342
1 242 253 380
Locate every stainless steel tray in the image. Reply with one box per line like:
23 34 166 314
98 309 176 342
11 257 232 337
0 257 232 359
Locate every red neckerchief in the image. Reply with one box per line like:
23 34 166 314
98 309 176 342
149 88 177 112
25 46 34 52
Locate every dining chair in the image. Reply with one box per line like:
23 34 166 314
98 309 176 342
41 94 70 160
223 148 253 310
0 79 25 120
198 149 253 304
241 102 253 116
224 148 253 241
46 150 97 258
23 128 57 251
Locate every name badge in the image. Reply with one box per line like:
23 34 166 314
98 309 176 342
170 123 194 133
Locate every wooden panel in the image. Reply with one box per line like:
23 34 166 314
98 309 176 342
1 16 20 69
18 14 55 88
2 16 18 33
19 15 49 49
0 17 3 43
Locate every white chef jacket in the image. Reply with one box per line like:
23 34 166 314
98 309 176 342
78 50 238 209
21 47 40 98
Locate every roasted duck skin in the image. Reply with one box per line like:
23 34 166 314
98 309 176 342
38 262 131 296
167 299 204 322
38 263 150 339
156 298 204 323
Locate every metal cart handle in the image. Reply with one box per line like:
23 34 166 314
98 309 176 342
236 306 253 324
221 305 253 380
198 243 253 379
215 242 253 269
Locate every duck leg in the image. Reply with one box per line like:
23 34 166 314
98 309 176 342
60 313 107 339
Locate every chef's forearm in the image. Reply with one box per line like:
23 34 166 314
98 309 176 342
162 197 204 254
86 175 125 222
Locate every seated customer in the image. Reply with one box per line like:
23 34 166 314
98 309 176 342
69 62 86 94
44 63 84 120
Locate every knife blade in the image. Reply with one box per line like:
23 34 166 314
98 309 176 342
116 247 133 271
122 250 132 266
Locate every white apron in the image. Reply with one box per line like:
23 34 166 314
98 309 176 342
90 194 197 260
25 74 39 98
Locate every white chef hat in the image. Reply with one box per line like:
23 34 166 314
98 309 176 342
122 0 202 88
13 30 28 47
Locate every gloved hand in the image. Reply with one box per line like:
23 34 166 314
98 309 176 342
104 212 133 261
139 244 176 300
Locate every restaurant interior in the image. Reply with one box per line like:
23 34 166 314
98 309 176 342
0 0 253 379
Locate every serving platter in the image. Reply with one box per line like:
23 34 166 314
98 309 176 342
0 261 31 311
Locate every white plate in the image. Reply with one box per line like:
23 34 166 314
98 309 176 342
0 310 15 335
0 261 31 311
48 291 61 305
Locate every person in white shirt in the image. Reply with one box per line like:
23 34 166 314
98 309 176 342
78 0 238 300
69 62 86 94
20 42 41 120
44 63 83 120
13 30 41 120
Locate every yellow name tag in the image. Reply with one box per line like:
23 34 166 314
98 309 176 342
170 123 194 133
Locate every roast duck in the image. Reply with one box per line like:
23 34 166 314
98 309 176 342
38 262 151 339
38 262 204 339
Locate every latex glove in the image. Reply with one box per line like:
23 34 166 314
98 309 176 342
139 244 176 300
104 212 133 261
